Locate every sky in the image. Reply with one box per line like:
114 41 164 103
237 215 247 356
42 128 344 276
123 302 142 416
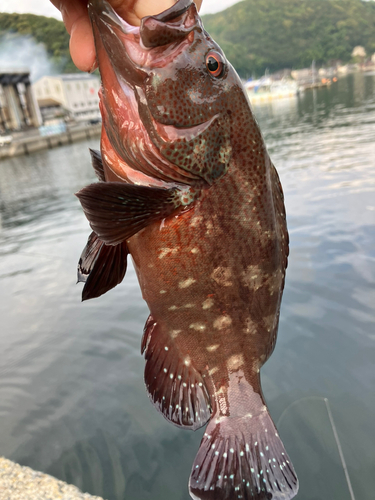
0 0 242 19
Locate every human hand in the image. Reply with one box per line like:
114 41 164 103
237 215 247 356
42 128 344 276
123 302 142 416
51 0 203 72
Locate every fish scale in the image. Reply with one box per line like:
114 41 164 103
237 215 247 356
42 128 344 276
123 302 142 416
75 0 297 499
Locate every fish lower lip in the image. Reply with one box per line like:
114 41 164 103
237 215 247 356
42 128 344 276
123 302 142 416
152 115 219 142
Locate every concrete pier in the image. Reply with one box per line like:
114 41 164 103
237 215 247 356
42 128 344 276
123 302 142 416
0 123 101 160
0 457 105 500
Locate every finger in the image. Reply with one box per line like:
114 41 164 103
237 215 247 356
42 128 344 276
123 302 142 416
50 0 96 71
108 0 203 26
50 0 87 34
70 14 97 72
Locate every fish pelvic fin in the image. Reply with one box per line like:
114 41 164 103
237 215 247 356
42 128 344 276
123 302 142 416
189 409 298 500
89 148 106 182
75 182 181 245
142 315 212 430
78 231 128 301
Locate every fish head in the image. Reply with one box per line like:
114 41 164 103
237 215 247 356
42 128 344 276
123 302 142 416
88 0 244 186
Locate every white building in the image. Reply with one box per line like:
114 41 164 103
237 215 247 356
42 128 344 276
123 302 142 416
33 73 101 123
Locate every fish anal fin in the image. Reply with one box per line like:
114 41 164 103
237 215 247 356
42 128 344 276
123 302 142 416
190 409 298 500
89 148 106 182
142 315 212 430
78 231 128 300
75 182 179 245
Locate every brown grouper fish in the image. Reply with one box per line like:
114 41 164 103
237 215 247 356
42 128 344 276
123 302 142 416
76 0 298 498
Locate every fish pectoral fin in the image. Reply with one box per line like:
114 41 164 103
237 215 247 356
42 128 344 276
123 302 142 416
89 148 106 182
189 408 298 500
75 182 179 245
142 315 212 430
78 231 128 301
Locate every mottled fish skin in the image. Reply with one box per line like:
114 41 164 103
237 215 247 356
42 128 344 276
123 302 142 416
77 1 298 499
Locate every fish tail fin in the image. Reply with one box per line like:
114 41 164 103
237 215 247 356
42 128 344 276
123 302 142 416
189 409 298 500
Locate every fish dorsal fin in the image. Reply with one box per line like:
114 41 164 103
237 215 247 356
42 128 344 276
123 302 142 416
142 315 212 430
78 231 128 300
89 148 106 182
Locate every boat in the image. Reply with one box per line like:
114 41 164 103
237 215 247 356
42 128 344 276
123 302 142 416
245 77 300 104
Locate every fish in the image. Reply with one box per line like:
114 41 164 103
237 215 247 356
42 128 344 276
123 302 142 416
76 0 298 498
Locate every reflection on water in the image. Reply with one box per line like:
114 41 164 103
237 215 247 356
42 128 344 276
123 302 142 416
0 73 374 500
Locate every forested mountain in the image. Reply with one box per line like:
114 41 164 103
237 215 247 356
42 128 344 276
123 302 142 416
1 0 375 78
203 0 375 77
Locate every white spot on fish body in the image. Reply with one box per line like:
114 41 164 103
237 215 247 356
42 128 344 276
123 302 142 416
184 356 191 366
226 354 244 371
158 247 178 259
213 315 232 330
190 215 203 227
170 329 181 338
206 344 219 352
202 298 214 309
184 303 195 308
168 305 178 311
159 290 166 294
179 277 196 288
191 247 199 254
189 323 206 331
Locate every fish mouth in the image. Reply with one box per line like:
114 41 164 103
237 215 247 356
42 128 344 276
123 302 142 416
89 0 222 186
88 0 196 78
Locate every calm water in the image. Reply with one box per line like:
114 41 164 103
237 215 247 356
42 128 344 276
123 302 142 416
0 73 374 500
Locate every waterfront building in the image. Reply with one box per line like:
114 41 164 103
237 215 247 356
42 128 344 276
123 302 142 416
0 68 42 132
33 74 101 123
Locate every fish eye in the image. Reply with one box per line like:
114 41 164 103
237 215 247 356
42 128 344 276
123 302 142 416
206 52 225 78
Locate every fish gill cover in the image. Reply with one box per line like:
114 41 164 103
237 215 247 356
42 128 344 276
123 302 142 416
75 0 298 499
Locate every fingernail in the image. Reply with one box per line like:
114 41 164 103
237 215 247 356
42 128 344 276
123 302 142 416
88 59 98 73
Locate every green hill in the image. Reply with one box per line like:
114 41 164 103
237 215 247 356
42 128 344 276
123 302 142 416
1 0 375 79
0 12 76 74
202 0 375 78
